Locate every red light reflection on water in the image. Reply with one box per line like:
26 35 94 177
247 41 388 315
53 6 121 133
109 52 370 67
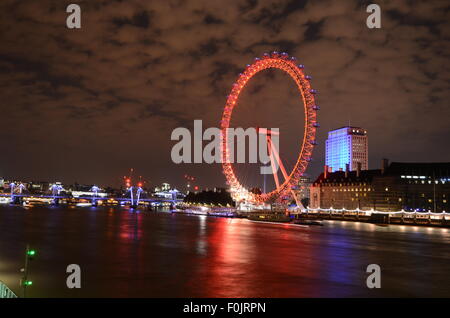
187 219 319 297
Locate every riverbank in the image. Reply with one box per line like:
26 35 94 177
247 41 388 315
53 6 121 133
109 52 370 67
295 211 450 228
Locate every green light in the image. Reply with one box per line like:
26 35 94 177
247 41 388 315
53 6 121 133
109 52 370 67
24 281 33 286
27 250 36 256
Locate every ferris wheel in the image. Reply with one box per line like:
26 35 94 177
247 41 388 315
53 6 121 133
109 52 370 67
220 52 319 205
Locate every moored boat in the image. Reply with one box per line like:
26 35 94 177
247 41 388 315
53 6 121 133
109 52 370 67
291 219 323 226
247 214 292 223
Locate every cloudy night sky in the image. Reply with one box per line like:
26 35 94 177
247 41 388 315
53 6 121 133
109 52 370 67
0 0 449 190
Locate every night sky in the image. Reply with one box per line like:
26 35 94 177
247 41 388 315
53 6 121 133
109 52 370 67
0 0 449 190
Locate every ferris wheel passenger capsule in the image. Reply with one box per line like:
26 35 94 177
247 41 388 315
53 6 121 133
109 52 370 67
312 105 320 110
313 122 320 128
310 89 318 94
298 64 305 69
305 75 312 80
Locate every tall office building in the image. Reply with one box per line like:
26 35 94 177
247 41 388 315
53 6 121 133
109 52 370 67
325 126 368 172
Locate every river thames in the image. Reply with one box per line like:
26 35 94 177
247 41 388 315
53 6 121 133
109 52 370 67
0 204 449 297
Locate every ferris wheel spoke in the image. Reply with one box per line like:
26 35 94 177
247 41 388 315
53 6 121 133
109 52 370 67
268 137 289 183
267 133 302 207
267 136 280 189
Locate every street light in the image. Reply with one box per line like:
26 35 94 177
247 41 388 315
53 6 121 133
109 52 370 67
27 249 36 257
21 245 36 298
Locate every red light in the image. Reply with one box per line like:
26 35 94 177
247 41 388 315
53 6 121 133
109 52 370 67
220 54 316 203
194 186 199 191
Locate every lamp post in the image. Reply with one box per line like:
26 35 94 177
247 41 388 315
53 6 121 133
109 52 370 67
20 245 36 298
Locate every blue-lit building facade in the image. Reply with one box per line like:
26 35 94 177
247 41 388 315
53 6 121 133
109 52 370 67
325 126 368 172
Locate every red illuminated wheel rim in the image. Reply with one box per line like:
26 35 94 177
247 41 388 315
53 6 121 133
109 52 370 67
220 52 319 203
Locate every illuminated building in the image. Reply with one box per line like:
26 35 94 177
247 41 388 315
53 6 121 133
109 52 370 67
27 181 50 193
291 176 313 206
71 186 108 198
296 176 312 199
310 160 450 212
325 126 368 172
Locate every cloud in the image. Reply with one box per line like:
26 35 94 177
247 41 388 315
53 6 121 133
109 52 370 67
0 0 448 189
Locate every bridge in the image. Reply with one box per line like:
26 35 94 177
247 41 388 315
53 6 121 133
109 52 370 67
1 179 184 208
0 193 182 208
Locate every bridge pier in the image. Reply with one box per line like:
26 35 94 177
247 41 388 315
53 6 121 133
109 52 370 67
52 198 60 206
11 196 23 205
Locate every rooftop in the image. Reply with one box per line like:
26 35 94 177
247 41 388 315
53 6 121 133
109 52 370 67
313 162 450 185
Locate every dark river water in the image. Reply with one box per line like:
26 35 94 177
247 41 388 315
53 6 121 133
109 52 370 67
0 204 449 297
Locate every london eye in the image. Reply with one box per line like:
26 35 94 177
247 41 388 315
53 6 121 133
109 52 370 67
220 52 319 206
